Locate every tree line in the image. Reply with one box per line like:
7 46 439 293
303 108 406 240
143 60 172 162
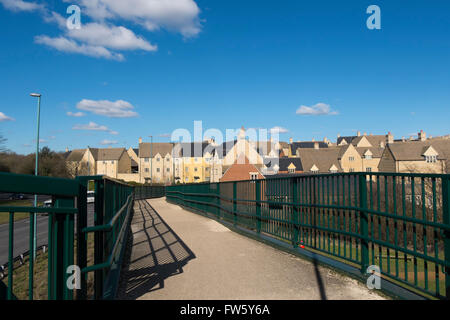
0 137 70 178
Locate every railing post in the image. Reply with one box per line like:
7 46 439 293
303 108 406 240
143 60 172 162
256 179 261 234
233 181 237 226
359 173 369 274
76 178 88 300
50 196 74 300
94 179 105 300
442 176 450 299
292 177 299 248
216 182 221 218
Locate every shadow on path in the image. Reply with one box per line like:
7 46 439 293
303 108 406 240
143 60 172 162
312 253 327 300
116 200 196 300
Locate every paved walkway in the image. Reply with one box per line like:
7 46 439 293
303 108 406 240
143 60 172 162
117 198 385 300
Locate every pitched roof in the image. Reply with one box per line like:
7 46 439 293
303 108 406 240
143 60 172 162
66 149 86 162
263 157 303 172
351 135 386 148
290 141 328 154
139 143 174 158
220 154 264 182
387 139 450 161
355 146 384 158
297 147 342 173
337 136 356 145
95 148 127 161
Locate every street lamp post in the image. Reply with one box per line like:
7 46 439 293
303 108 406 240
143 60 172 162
30 93 41 261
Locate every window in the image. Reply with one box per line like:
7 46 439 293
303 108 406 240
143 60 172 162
166 168 170 172
425 155 437 163
349 168 355 172
349 156 355 162
145 168 149 173
250 173 258 180
166 157 170 162
330 169 337 174
288 168 295 174
144 158 149 162
366 167 372 172
156 168 160 172
206 167 210 172
311 170 319 174
111 161 114 164
194 167 198 172
103 161 106 164
195 157 198 162
365 155 372 160
156 157 160 162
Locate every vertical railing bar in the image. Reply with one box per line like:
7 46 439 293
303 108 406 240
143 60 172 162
421 177 428 291
29 211 34 300
8 212 14 300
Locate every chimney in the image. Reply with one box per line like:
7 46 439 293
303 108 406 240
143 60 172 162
418 130 427 141
312 138 315 142
402 136 406 142
370 133 373 136
289 137 293 144
363 132 367 136
379 141 385 148
337 133 341 138
323 137 327 143
357 131 361 137
314 142 319 150
139 137 142 144
409 136 414 141
65 147 69 152
386 131 394 144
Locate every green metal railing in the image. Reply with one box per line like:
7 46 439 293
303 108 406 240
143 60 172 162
0 172 135 300
166 172 450 300
134 185 165 200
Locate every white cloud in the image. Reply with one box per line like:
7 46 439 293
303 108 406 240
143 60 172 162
0 112 14 122
67 0 202 37
72 121 118 135
100 139 118 145
296 103 338 116
76 99 138 118
34 35 124 61
67 111 85 117
67 23 157 51
0 0 43 12
72 121 110 131
270 126 289 134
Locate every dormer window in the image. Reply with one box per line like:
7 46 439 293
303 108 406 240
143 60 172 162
425 155 437 163
349 156 355 162
365 154 372 160
288 168 295 174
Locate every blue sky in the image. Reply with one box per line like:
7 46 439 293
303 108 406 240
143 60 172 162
0 0 449 154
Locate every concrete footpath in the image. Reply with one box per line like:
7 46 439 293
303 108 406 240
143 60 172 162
117 198 385 300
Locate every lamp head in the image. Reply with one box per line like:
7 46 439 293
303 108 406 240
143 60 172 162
30 93 41 97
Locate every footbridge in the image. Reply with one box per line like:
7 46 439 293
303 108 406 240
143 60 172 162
1 172 449 300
